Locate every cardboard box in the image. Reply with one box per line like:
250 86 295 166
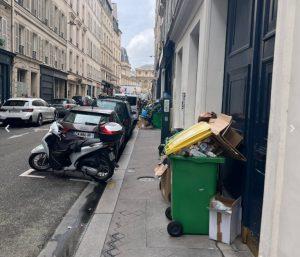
209 196 242 244
209 114 246 161
137 117 150 129
154 163 171 203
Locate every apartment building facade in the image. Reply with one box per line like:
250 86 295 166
135 64 154 96
154 1 300 257
120 47 137 87
13 0 68 102
0 0 122 102
0 0 14 104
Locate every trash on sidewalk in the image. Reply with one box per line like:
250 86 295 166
154 156 171 202
209 196 242 244
164 122 212 155
154 112 245 240
209 114 246 161
164 113 246 161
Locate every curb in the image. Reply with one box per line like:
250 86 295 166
73 128 139 257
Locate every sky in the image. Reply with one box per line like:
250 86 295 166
113 0 155 69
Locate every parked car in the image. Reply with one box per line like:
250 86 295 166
72 96 93 106
97 98 134 139
115 94 139 122
50 98 77 117
0 98 56 126
60 107 126 158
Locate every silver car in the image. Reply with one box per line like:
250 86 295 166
0 98 57 126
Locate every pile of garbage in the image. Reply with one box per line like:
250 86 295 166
164 112 246 161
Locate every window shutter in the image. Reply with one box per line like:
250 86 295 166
25 29 29 56
0 18 3 38
15 23 19 53
3 18 7 41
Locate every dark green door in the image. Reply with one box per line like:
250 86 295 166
223 0 278 239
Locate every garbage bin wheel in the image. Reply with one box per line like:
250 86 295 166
165 207 172 220
167 221 183 237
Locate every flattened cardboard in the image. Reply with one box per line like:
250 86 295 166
160 167 171 203
209 114 246 161
154 164 168 177
209 114 232 135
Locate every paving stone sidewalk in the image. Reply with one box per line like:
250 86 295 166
100 129 253 257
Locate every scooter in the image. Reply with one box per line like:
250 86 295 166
28 122 123 182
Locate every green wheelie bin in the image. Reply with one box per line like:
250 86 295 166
166 155 225 237
152 111 162 129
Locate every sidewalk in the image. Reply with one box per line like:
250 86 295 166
75 129 254 257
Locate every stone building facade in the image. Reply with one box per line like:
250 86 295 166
135 64 154 95
0 0 122 102
0 0 14 104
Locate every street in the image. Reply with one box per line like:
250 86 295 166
0 123 103 257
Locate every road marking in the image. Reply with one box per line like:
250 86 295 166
34 128 49 132
19 169 45 178
69 178 96 184
5 125 10 132
8 132 30 139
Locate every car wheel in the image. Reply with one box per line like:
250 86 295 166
36 114 43 127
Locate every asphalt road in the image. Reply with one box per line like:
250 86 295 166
0 123 97 257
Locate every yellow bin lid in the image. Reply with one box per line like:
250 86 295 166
165 122 212 155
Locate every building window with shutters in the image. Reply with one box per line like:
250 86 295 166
15 24 25 54
0 17 7 50
32 33 37 59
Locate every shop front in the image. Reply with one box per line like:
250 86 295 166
40 66 68 102
0 49 14 104
101 80 114 96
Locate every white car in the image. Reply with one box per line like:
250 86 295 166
0 98 57 126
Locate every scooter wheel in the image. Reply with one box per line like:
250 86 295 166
29 153 50 171
95 157 114 182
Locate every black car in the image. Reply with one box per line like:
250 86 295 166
97 98 134 139
60 107 126 159
72 96 93 106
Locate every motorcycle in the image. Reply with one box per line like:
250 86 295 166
28 121 123 182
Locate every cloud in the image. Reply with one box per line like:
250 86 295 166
127 28 154 68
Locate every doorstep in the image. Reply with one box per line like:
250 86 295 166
74 129 254 257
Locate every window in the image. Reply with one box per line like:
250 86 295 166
64 111 110 125
15 24 25 54
32 33 37 59
0 17 7 49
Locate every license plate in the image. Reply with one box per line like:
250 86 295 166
10 109 21 113
74 131 94 139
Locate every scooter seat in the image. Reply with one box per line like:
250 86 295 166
81 139 101 147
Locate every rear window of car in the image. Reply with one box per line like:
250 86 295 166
52 99 66 104
64 111 110 125
3 100 29 107
97 100 117 110
126 96 137 106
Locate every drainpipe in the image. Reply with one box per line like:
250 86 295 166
10 0 15 98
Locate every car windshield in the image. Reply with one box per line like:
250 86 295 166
126 96 137 106
3 100 29 107
51 99 67 104
64 111 110 125
97 100 117 110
